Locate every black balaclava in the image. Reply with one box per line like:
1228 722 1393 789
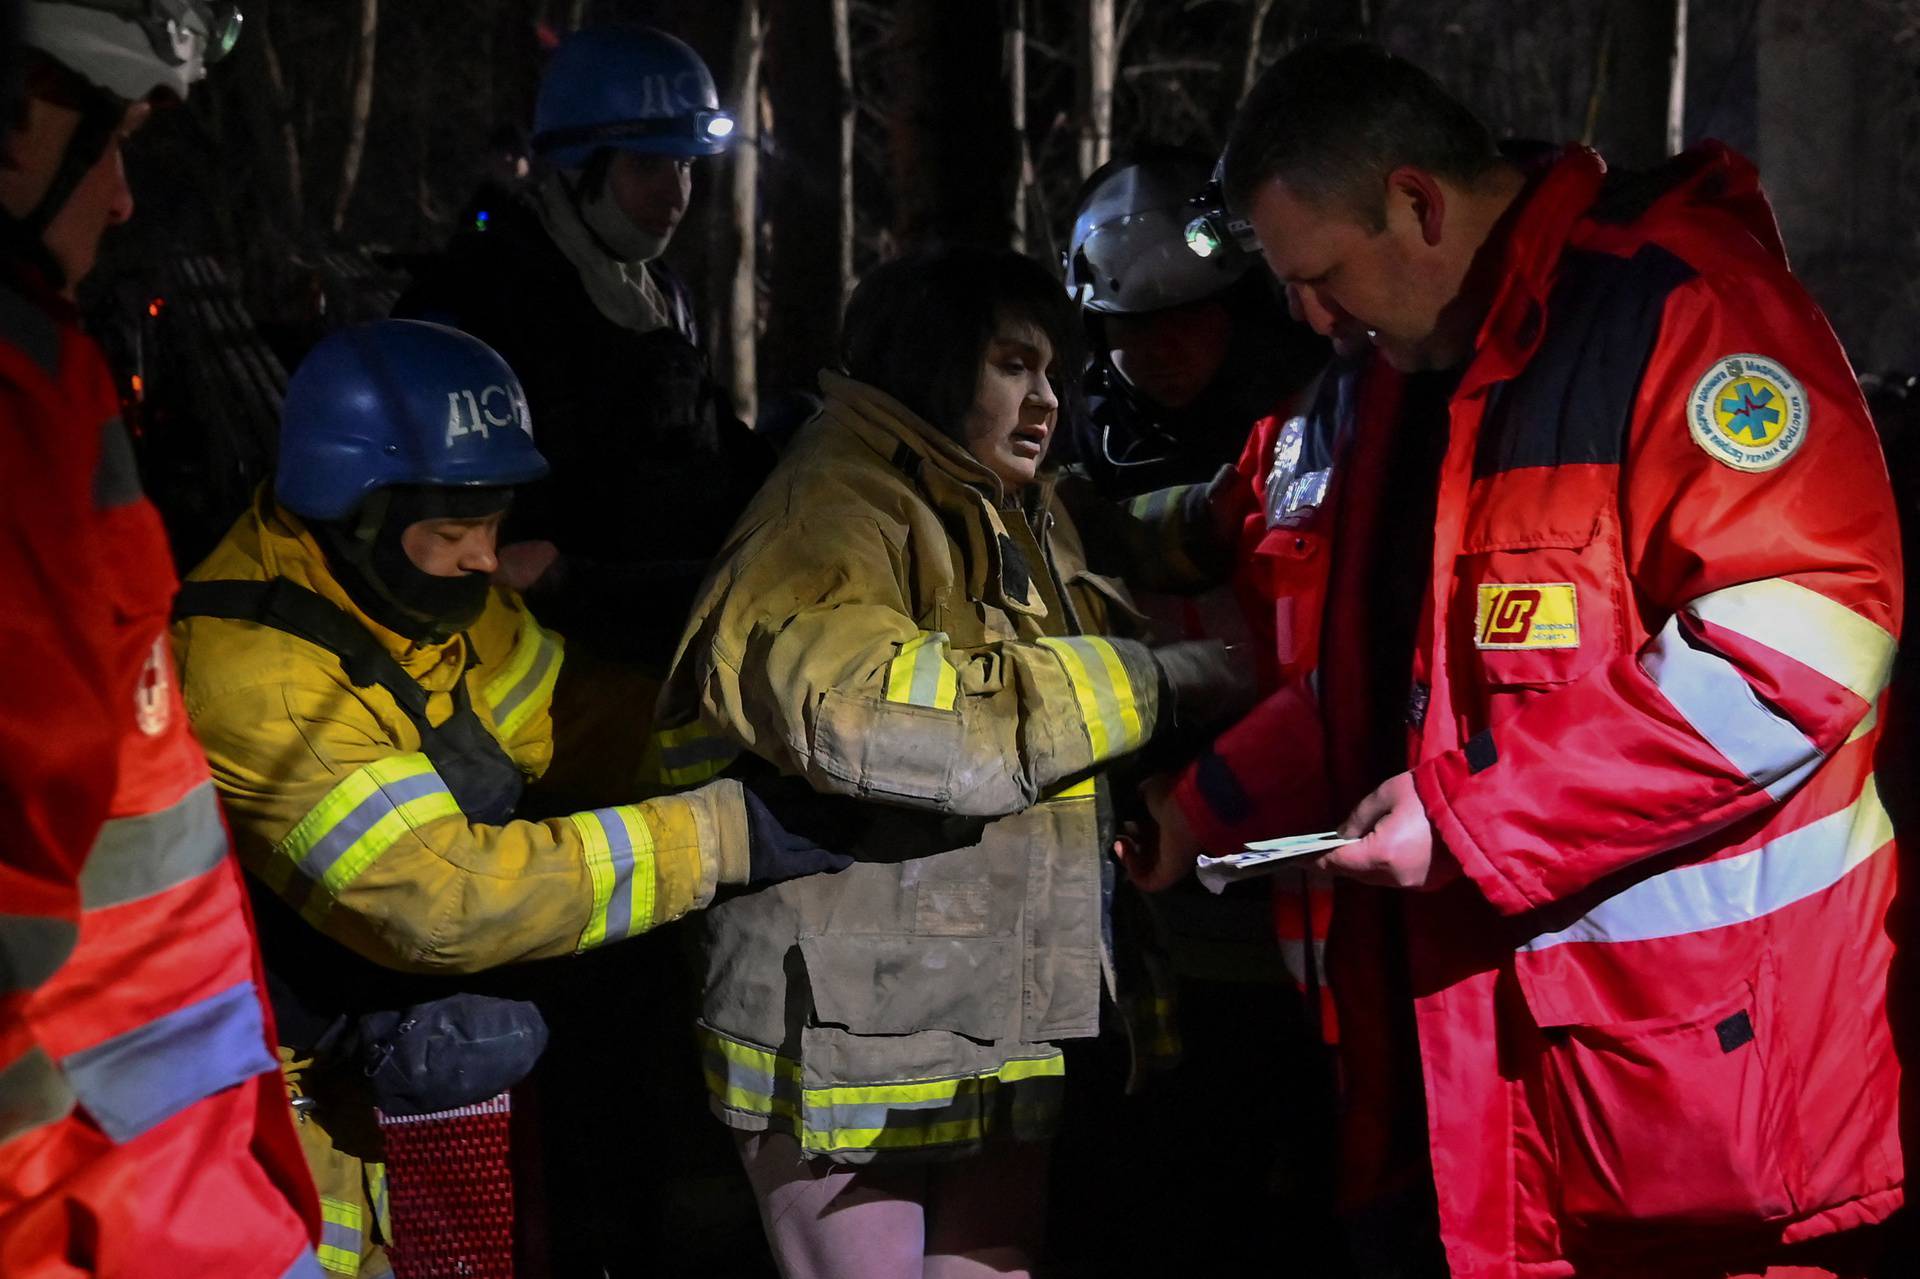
315 485 512 645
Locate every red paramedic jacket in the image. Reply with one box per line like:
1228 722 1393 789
1351 145 1901 1276
1173 358 1434 1037
0 270 320 1276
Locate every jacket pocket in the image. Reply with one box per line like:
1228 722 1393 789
1454 515 1615 690
1065 569 1150 637
1533 959 1801 1229
799 933 1013 1041
812 687 961 804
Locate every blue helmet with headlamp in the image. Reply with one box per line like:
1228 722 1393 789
531 25 734 170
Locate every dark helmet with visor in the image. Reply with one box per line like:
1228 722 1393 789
1065 151 1255 316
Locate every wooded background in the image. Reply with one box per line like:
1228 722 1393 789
105 0 1920 423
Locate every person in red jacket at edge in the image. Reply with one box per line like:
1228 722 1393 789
1131 41 1906 1279
0 4 322 1276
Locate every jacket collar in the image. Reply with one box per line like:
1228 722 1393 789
240 487 473 690
816 369 1060 514
817 370 1061 618
1458 145 1608 398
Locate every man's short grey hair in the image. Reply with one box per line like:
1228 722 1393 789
1223 42 1503 232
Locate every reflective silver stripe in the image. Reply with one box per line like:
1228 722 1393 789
1689 579 1897 703
80 780 229 910
280 1249 327 1279
0 913 77 995
1520 774 1892 952
0 1046 76 1146
1277 938 1327 990
93 416 142 509
1640 611 1821 799
62 978 276 1142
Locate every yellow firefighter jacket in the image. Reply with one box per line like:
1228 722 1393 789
173 488 749 971
655 371 1165 1163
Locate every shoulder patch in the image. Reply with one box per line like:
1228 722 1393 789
1687 354 1809 472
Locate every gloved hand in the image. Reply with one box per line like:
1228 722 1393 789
742 781 858 885
350 993 548 1116
1149 638 1259 731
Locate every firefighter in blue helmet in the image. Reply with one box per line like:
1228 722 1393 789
395 25 771 674
171 320 845 1277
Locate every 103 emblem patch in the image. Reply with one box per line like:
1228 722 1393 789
1688 353 1809 472
1475 583 1579 650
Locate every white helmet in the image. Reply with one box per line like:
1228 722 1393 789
21 1 242 103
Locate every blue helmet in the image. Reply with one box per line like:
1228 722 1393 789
531 25 734 169
276 320 549 522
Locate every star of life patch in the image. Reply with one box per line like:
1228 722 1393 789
1687 353 1809 472
1474 583 1579 650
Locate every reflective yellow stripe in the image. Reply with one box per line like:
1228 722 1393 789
700 1031 800 1119
884 631 960 710
572 804 657 950
1037 636 1145 763
365 1160 390 1243
317 1196 363 1274
482 610 564 740
698 1027 1064 1156
653 719 739 788
1047 776 1097 801
274 755 461 914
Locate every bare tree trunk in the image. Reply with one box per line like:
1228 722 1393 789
886 0 1017 250
257 7 304 235
1240 0 1276 107
1077 0 1115 179
331 0 378 235
1666 0 1689 158
1008 0 1029 252
833 0 854 309
764 0 856 395
717 0 766 423
1589 0 1681 168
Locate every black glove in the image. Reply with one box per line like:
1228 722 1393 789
742 781 858 884
1149 638 1260 731
349 993 548 1116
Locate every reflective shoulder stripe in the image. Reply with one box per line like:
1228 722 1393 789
1640 612 1821 799
571 805 658 950
1037 635 1145 763
80 779 228 910
275 754 461 907
482 610 565 740
884 631 959 711
0 1046 76 1147
654 720 739 788
1689 579 1897 703
1520 774 1892 952
60 978 276 1142
317 1196 365 1275
0 913 78 996
697 1026 1065 1156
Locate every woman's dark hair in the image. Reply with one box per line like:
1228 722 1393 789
840 245 1087 440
